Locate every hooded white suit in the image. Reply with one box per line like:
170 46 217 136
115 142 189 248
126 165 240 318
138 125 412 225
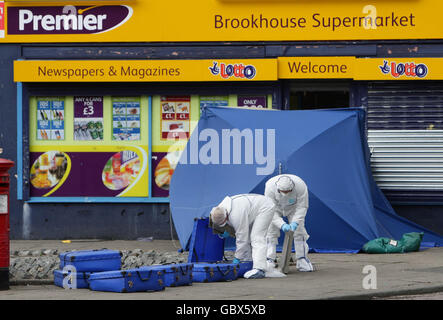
214 194 275 271
265 174 313 271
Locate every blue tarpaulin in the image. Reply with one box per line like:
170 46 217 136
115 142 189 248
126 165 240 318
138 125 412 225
170 107 443 253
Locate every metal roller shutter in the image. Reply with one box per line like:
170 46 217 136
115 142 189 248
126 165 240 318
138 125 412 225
367 82 443 203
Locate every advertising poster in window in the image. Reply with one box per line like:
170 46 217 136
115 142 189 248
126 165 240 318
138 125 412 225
29 147 149 198
73 96 104 141
101 150 141 192
199 95 229 115
160 96 190 140
30 95 150 198
30 151 68 190
36 97 65 141
237 95 267 108
112 97 141 141
200 96 229 108
152 150 182 197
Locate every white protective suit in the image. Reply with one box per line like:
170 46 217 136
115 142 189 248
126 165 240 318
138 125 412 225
214 194 275 271
265 174 313 271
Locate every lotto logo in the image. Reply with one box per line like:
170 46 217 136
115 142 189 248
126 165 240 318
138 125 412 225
379 60 428 78
209 61 256 79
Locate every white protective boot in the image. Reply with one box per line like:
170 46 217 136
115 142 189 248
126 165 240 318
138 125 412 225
244 268 266 279
294 237 314 272
266 237 278 269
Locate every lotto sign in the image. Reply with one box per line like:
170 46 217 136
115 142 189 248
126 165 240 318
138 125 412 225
0 2 4 38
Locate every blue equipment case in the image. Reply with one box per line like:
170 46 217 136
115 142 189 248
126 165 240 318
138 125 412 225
192 262 239 282
53 269 91 289
59 249 122 272
188 218 224 263
187 218 254 282
88 267 165 293
147 263 193 287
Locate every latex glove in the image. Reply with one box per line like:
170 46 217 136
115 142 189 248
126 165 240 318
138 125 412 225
233 258 241 264
290 222 299 232
281 223 291 232
220 231 230 238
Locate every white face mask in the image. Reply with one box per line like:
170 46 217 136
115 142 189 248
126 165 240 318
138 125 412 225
279 191 296 205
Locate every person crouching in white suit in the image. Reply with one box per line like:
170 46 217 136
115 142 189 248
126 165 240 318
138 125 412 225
210 194 275 279
265 174 314 272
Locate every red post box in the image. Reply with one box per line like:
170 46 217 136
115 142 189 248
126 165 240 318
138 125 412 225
0 158 14 290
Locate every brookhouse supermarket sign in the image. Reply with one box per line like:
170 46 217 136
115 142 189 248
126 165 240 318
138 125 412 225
2 0 443 43
7 5 133 34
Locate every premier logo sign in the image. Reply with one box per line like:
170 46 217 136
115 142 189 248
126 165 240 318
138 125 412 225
8 5 133 34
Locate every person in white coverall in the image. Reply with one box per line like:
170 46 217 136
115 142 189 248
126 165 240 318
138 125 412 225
209 194 275 279
265 174 314 272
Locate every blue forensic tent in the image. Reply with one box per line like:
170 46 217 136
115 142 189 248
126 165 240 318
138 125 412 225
170 107 443 253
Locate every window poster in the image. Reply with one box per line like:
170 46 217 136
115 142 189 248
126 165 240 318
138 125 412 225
30 151 68 190
29 147 149 198
152 150 181 197
199 95 229 115
237 95 268 108
73 96 104 141
160 96 190 140
102 150 141 191
37 97 65 141
112 97 141 141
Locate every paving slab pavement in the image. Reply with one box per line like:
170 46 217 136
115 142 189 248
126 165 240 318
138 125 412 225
3 240 443 300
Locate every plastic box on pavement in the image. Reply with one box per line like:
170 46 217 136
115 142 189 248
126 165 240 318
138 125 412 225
59 249 122 272
53 269 91 289
192 262 239 282
147 263 193 287
88 267 165 293
188 218 252 282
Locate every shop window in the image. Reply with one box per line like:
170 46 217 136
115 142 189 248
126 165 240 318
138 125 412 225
29 95 149 199
28 93 272 201
151 94 273 198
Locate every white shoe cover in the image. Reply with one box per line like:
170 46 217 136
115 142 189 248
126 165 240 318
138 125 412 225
244 268 265 279
296 257 314 272
265 268 286 278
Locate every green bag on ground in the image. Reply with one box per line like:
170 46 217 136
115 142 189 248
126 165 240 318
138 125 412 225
362 232 424 254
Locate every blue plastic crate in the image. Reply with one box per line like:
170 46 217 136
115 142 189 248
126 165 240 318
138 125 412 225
88 267 165 293
59 249 122 272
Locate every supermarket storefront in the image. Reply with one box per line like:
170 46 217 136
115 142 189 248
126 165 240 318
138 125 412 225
2 0 443 238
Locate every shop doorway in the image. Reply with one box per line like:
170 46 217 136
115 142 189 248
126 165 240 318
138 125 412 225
288 81 350 110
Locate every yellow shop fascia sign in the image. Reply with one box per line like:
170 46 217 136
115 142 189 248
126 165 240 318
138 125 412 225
14 59 278 82
15 57 443 82
279 57 439 81
278 57 355 79
2 0 443 43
